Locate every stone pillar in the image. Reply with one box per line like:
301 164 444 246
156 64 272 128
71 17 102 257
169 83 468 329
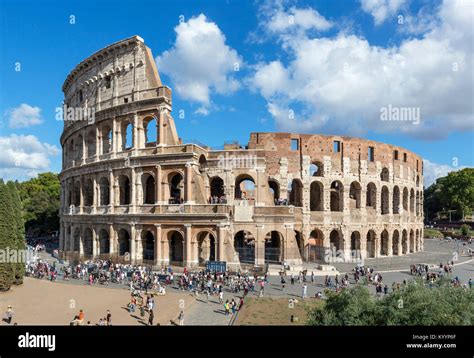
132 112 139 153
78 226 84 256
92 175 98 214
185 163 194 204
135 225 143 263
155 165 162 204
81 131 86 164
155 224 162 266
109 169 115 212
158 109 165 145
387 233 393 256
130 168 136 213
184 224 193 267
256 224 265 266
79 177 84 214
217 224 226 261
92 228 97 257
112 117 118 156
95 125 101 159
130 223 136 263
109 224 115 256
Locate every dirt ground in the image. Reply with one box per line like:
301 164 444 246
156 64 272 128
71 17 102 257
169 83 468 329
236 297 323 325
0 277 194 325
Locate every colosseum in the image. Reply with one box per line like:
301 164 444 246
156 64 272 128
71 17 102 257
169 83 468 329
59 36 424 271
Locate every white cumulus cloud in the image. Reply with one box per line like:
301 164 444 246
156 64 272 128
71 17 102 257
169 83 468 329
422 159 468 187
0 134 59 181
361 0 407 25
6 103 43 128
249 0 473 139
156 14 242 112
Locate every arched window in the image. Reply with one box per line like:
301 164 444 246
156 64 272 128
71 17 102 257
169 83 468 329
144 117 157 146
235 174 255 201
75 135 83 161
210 176 225 198
366 183 377 208
143 173 156 204
118 175 131 205
403 187 408 211
288 179 303 207
169 173 184 203
268 179 280 204
102 126 113 154
380 167 389 182
392 186 400 214
349 181 361 209
99 177 110 206
309 161 323 177
123 122 133 150
86 131 96 157
381 186 389 214
310 181 323 211
83 179 94 207
330 181 343 211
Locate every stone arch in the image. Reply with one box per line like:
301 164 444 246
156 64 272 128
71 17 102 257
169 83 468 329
142 230 155 261
83 179 94 207
235 174 255 200
98 229 110 254
102 125 113 154
350 231 362 261
409 229 415 253
403 187 409 212
73 227 80 252
73 181 81 207
142 173 156 204
289 179 303 207
268 179 280 204
329 229 344 252
309 161 324 177
99 177 110 206
75 134 83 161
234 230 255 264
197 231 217 264
169 172 184 203
410 189 415 213
68 139 75 164
402 229 408 254
380 167 389 182
122 121 133 150
118 175 131 205
330 180 343 212
392 186 400 214
349 181 362 209
366 182 377 208
82 228 93 256
168 230 184 264
210 176 225 198
392 230 400 255
381 186 389 215
85 130 96 158
264 231 284 264
415 229 420 251
310 181 324 211
118 228 131 256
380 230 389 256
143 116 157 146
308 229 324 261
366 230 376 258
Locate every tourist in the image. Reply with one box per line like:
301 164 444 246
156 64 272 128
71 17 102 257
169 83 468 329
148 309 154 326
178 310 184 326
302 283 307 299
106 310 112 326
4 305 14 324
78 309 84 324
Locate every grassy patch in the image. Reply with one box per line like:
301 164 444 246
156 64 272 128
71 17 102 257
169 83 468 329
424 228 444 238
236 297 323 326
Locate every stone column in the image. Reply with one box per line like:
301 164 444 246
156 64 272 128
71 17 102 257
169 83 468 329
217 224 226 261
155 165 162 204
81 131 86 164
185 163 194 204
130 223 136 263
256 224 265 266
95 125 101 159
79 177 84 214
109 224 115 256
130 167 136 213
155 224 162 266
92 174 98 214
184 224 193 267
132 112 139 154
109 169 115 212
92 228 97 257
112 117 118 156
387 233 393 256
135 225 143 263
158 109 165 145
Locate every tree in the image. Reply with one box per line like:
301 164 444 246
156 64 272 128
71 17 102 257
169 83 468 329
307 279 474 326
0 181 16 291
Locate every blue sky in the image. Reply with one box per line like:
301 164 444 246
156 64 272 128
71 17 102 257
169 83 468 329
0 0 472 185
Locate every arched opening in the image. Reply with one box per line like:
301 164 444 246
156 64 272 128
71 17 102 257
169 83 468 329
392 230 400 255
144 117 157 146
289 179 303 207
83 179 93 207
142 230 155 261
309 161 323 177
410 189 415 213
366 230 376 258
402 230 408 254
73 227 80 252
380 230 389 256
349 181 361 209
83 228 93 256
85 131 96 158
294 230 304 259
392 186 400 214
329 229 343 252
197 232 216 264
99 177 110 206
99 229 110 254
118 175 131 205
350 231 362 261
380 167 389 182
234 230 255 264
124 122 133 150
169 231 184 264
68 139 75 165
381 186 389 215
143 173 156 204
73 182 81 207
118 229 131 256
416 175 420 187
169 172 184 203
268 179 280 204
310 181 324 211
366 183 377 208
409 230 415 253
75 135 83 161
308 229 324 261
416 191 420 216
403 188 409 212
102 126 113 154
210 176 225 199
415 229 419 251
235 174 255 201
264 231 283 264
330 181 343 211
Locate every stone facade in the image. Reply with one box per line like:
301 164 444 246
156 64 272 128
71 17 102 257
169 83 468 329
59 36 424 270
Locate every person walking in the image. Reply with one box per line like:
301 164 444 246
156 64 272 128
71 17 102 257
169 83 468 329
5 305 14 324
148 309 154 326
302 283 307 299
178 310 184 326
106 310 112 326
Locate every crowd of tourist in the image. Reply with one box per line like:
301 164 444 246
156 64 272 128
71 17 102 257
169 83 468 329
208 195 227 204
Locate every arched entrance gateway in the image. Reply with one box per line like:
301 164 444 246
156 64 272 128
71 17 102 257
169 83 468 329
380 230 389 256
264 231 283 264
197 231 216 264
234 230 255 264
392 230 400 255
118 229 131 257
308 229 324 262
366 230 376 258
169 231 184 264
142 230 155 261
98 229 110 255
